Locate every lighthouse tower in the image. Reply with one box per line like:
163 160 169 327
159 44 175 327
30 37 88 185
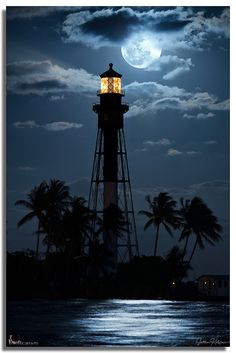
88 63 139 268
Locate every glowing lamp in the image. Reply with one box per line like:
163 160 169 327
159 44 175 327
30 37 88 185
101 77 121 94
100 63 122 94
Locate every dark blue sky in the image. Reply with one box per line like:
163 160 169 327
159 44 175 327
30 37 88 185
6 6 229 278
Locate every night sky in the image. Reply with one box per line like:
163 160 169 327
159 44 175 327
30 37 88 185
6 6 229 279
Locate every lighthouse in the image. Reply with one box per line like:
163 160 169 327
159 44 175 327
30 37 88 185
88 63 139 269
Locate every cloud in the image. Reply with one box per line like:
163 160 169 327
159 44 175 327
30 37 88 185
63 9 194 79
7 60 99 96
13 120 38 129
153 56 193 79
125 81 187 99
139 53 194 78
134 179 229 198
205 140 217 145
162 63 192 80
161 180 228 201
186 8 230 42
66 176 90 186
137 141 200 156
13 120 83 131
186 151 200 155
167 148 200 156
7 6 82 20
62 8 147 47
17 166 36 171
134 186 168 197
144 138 172 146
7 61 229 121
44 122 83 131
124 81 229 117
7 7 229 83
49 95 65 101
61 7 229 50
167 148 183 156
191 180 229 191
135 148 148 153
183 112 215 119
60 7 228 80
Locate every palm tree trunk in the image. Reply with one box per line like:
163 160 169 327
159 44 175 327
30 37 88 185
46 226 51 257
66 240 74 284
154 223 160 257
47 242 50 255
182 236 189 262
188 238 198 264
35 221 40 261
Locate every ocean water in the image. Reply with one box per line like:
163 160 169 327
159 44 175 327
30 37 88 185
7 299 229 347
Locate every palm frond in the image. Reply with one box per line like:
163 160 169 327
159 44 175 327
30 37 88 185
15 200 33 209
179 228 191 241
138 210 153 218
17 211 36 227
145 195 152 208
163 222 173 236
144 218 154 230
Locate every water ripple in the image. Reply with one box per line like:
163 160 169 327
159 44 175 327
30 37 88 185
7 299 229 347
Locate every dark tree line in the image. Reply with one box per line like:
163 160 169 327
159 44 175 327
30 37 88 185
10 179 223 299
15 179 126 264
139 192 222 266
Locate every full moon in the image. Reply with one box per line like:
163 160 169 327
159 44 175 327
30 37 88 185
121 33 162 69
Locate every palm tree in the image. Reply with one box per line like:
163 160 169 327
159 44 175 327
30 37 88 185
164 246 191 283
179 197 191 260
95 203 128 266
46 179 71 213
62 197 94 257
87 238 109 278
58 197 95 282
43 179 71 254
97 203 129 238
15 181 47 260
179 197 222 265
139 193 181 257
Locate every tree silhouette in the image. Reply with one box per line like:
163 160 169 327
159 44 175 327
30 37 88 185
87 238 110 278
96 203 128 239
62 197 94 257
164 246 191 283
139 193 181 257
43 179 71 255
179 197 191 260
15 181 47 260
95 203 128 268
179 196 222 264
16 179 71 258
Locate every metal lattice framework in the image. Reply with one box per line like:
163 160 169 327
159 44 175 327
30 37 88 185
88 127 139 262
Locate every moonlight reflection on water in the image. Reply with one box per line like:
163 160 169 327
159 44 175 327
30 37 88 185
7 299 229 347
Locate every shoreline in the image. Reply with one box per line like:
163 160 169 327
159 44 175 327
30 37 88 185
7 295 230 302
